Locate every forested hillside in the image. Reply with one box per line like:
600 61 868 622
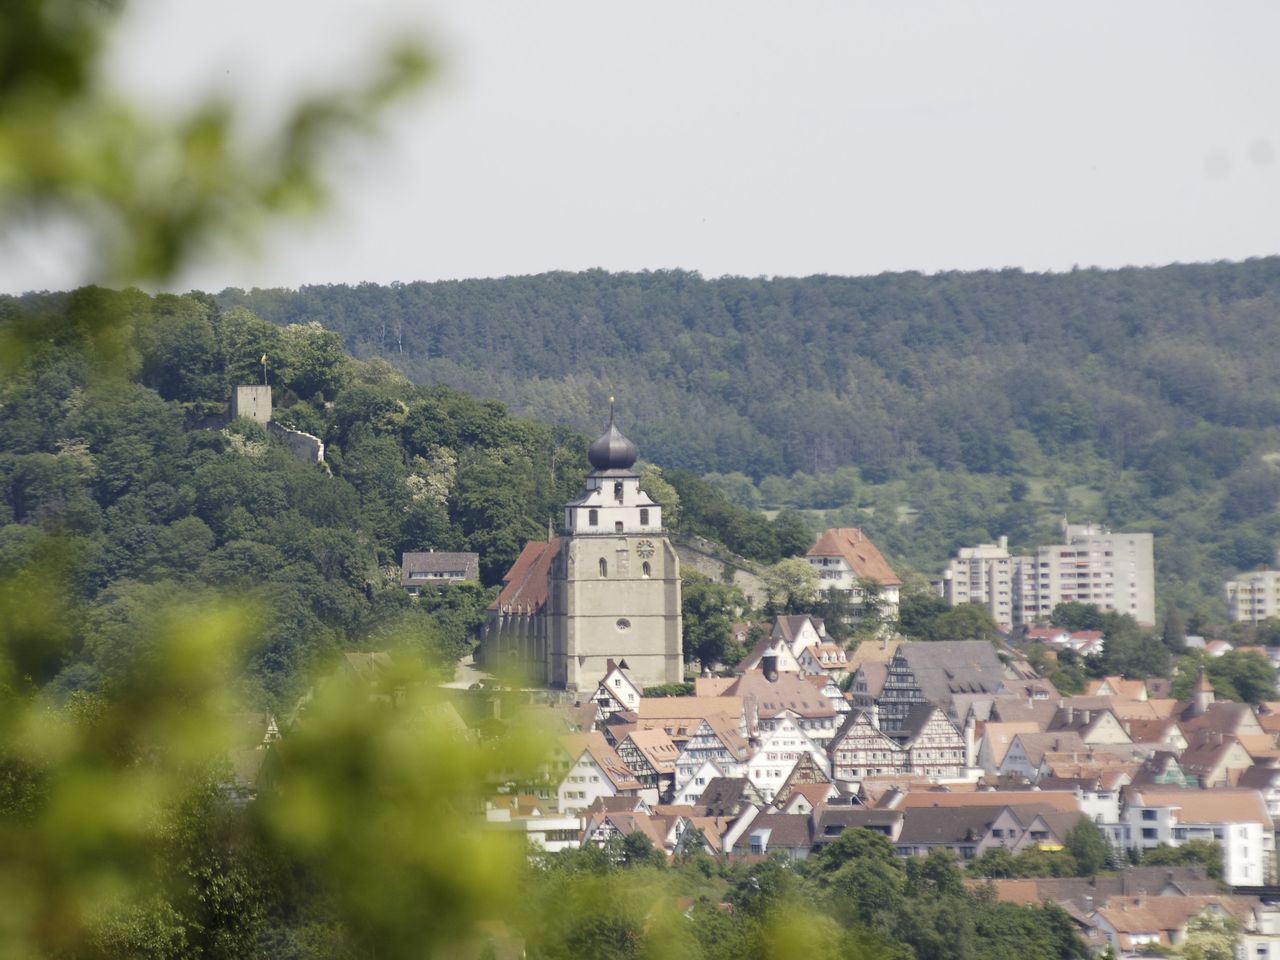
219 262 1280 618
0 288 590 707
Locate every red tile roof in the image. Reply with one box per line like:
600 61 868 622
490 538 560 613
806 528 901 586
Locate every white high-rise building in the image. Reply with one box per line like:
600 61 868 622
941 536 1014 628
943 523 1155 629
1226 570 1280 623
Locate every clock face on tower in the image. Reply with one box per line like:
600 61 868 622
636 539 655 558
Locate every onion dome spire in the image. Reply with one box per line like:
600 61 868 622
588 396 639 471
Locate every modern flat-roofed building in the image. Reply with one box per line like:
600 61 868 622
943 522 1155 629
941 536 1015 628
1226 569 1280 624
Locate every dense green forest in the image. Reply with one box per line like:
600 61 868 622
214 263 1280 618
0 287 592 707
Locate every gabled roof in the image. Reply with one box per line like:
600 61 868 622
1170 737 1253 783
560 732 643 791
813 806 902 840
1238 764 1280 790
400 550 479 585
980 722 1043 766
806 528 901 586
894 703 960 745
851 661 889 699
773 614 826 648
1095 895 1257 945
490 539 560 613
622 728 680 775
847 639 900 669
741 812 813 851
895 789 1082 813
896 641 1007 702
1004 731 1088 767
1125 716 1181 744
988 696 1059 728
637 696 745 724
897 806 1003 844
340 651 393 681
1179 701 1260 736
723 671 837 719
585 795 651 815
700 777 765 817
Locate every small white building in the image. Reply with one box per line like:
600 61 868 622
556 732 642 815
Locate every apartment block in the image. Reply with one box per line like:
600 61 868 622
943 523 1155 629
941 536 1015 628
1226 570 1280 624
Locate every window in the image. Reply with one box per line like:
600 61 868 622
639 508 649 525
615 521 623 533
599 558 608 577
642 561 651 578
1141 809 1157 821
588 509 598 526
613 481 623 500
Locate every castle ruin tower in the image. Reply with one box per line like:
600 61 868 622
545 404 683 691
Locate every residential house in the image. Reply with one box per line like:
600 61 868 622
672 759 725 806
805 527 902 620
591 659 644 719
1117 786 1275 885
557 732 643 814
672 716 751 793
725 809 814 860
998 731 1088 782
1227 570 1280 623
1091 896 1258 956
977 722 1043 775
738 614 824 673
812 807 904 849
399 550 479 594
743 713 830 803
485 795 583 853
796 642 851 684
848 661 889 713
1178 733 1255 788
829 710 907 785
615 728 679 804
877 641 1009 733
723 670 840 745
895 704 967 778
698 777 766 818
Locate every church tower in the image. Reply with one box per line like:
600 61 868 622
545 408 683 691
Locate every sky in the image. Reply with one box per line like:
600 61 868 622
6 1 1280 293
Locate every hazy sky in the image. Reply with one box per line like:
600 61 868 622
7 1 1280 293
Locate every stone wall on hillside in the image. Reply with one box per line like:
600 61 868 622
672 535 769 608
